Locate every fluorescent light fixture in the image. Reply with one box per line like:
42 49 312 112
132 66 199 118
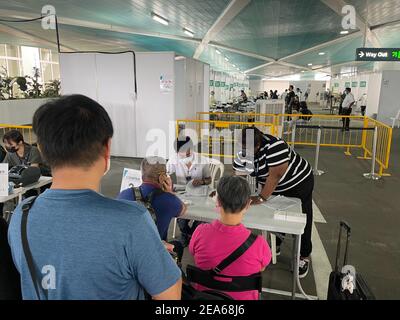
183 28 194 37
174 55 185 60
318 52 325 55
340 30 349 35
151 12 169 25
308 63 313 66
224 57 229 61
216 49 221 55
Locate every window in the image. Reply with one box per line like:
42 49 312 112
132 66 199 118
0 43 60 86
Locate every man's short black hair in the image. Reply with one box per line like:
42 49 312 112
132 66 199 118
346 87 351 92
32 94 114 169
175 136 193 153
217 176 251 213
289 85 294 90
3 130 24 144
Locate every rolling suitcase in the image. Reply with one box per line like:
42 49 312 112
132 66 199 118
327 221 375 300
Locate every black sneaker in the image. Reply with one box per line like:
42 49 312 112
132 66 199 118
275 245 281 256
299 258 310 278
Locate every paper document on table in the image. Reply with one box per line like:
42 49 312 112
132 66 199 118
185 180 208 196
262 195 298 211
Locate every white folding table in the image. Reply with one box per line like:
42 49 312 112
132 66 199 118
1 176 53 222
177 192 308 300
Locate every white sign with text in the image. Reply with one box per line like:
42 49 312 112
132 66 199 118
120 168 142 192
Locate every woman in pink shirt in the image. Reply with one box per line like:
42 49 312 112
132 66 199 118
189 176 271 300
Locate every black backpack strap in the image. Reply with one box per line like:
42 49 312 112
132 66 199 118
131 186 143 202
214 233 258 273
20 196 48 300
144 188 165 204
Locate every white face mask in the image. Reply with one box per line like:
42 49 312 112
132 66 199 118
103 158 111 176
181 153 194 165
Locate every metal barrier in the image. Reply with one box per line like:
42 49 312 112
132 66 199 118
358 117 393 176
194 112 393 176
0 124 35 144
176 119 273 160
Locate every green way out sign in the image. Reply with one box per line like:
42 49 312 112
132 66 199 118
356 48 400 61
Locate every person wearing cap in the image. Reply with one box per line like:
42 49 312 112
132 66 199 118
167 136 211 246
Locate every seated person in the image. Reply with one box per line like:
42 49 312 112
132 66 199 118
299 101 313 121
189 176 271 300
167 136 211 186
240 90 248 103
118 156 187 242
167 136 211 246
2 130 42 168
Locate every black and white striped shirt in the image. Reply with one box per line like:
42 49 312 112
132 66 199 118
233 134 312 193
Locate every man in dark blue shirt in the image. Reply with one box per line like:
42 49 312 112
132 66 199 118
118 156 187 241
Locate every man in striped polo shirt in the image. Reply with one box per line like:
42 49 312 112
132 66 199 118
233 127 314 278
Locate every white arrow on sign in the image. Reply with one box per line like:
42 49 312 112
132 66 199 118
358 51 365 58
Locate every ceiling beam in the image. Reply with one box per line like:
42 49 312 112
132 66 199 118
0 9 202 44
320 0 381 47
0 22 75 51
279 31 362 62
193 0 251 59
312 60 366 74
208 42 275 62
245 62 275 73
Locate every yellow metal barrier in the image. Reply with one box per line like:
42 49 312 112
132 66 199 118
194 112 393 176
176 119 273 160
359 118 392 176
0 124 35 145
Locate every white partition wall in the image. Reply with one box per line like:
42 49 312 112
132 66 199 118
135 52 175 158
60 51 210 159
377 71 400 125
60 52 137 157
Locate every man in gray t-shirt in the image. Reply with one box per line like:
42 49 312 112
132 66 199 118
2 130 42 168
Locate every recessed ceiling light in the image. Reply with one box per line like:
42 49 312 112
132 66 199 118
216 49 221 55
308 63 313 66
301 70 305 73
224 57 229 61
318 52 325 55
340 30 349 35
151 12 169 25
232 64 236 67
183 28 194 37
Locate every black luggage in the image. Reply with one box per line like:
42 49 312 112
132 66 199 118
327 221 375 300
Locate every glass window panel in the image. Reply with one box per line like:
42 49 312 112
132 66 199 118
41 62 52 82
40 48 51 62
51 52 59 63
6 45 19 58
52 64 60 80
7 60 20 77
0 59 6 72
0 44 6 57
